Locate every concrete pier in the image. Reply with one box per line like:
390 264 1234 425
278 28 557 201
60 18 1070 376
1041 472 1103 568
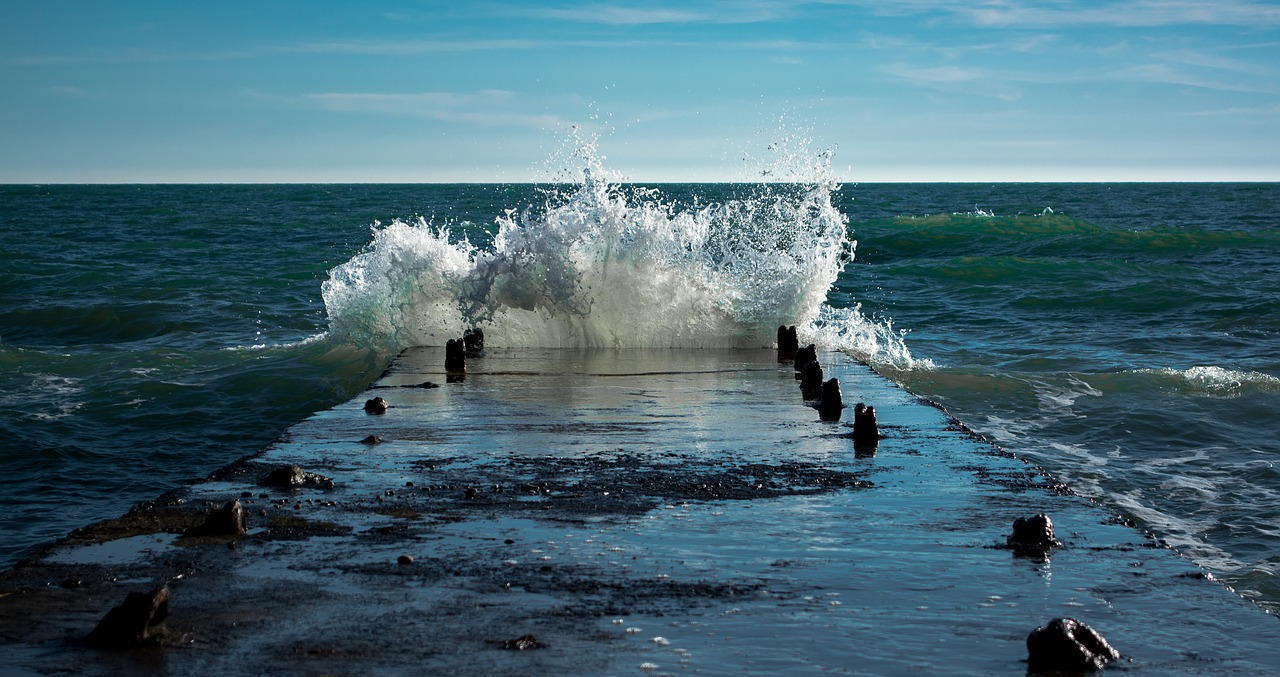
1 349 1277 674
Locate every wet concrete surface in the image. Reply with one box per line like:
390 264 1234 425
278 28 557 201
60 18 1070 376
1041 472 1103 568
2 348 1278 675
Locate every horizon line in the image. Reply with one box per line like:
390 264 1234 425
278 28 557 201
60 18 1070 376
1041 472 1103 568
5 178 1280 186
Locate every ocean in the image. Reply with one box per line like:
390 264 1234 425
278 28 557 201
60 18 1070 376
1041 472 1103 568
2 174 1278 619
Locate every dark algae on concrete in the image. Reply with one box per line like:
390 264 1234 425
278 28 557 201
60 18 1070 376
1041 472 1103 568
2 348 1278 674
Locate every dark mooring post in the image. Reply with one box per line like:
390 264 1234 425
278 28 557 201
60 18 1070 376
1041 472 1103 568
793 343 817 379
445 338 466 379
853 403 880 450
777 325 799 362
800 360 824 401
817 378 844 421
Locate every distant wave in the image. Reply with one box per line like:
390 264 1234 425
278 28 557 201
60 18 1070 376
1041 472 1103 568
1134 365 1280 397
222 332 330 352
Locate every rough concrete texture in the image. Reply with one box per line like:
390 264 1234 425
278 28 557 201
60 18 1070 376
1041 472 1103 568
2 348 1278 675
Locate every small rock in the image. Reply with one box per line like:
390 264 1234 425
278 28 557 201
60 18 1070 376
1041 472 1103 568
1027 618 1119 672
260 464 333 489
360 435 384 445
87 584 170 648
185 499 248 538
398 555 414 565
364 397 388 415
1008 514 1061 553
502 634 542 650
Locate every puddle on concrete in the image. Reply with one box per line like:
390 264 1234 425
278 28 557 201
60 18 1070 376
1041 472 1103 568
42 533 176 566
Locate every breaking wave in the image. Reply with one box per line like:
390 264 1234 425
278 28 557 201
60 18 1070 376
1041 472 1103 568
322 143 920 367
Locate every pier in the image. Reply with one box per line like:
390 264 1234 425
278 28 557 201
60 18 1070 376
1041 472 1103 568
2 348 1277 674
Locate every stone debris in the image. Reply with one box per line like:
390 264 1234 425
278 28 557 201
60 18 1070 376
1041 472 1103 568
87 584 170 648
1027 617 1120 672
260 464 334 489
364 397 388 415
1007 514 1062 554
184 499 248 538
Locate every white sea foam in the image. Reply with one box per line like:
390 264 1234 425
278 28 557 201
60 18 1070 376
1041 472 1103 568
1137 365 1280 397
223 332 330 353
322 142 920 367
1110 489 1245 573
6 374 85 420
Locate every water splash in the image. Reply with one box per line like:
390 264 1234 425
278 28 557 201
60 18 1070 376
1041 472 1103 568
322 143 920 366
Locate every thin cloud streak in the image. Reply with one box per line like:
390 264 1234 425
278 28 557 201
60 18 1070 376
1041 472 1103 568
965 0 1280 28
304 91 572 129
828 0 1280 28
518 2 790 25
8 47 257 66
1116 63 1278 93
1189 103 1280 116
880 63 1024 101
285 37 838 55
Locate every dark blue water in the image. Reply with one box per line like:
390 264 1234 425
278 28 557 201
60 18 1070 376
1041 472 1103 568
2 181 1278 615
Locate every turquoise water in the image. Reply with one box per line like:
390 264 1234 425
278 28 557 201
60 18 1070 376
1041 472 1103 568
2 181 1278 615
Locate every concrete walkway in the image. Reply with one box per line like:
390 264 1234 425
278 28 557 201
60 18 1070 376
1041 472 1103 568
2 348 1277 675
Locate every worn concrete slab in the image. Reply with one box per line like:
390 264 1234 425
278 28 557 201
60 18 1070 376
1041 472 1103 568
2 348 1277 675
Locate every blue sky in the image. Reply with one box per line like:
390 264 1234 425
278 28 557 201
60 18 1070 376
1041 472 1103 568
3 1 1278 182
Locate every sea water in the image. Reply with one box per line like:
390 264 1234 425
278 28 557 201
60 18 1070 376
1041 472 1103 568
2 163 1278 616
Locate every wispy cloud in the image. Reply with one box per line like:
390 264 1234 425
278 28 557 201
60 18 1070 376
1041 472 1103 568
830 0 1280 28
519 2 789 25
304 90 571 128
955 0 1280 28
532 6 711 24
882 63 983 84
1189 103 1280 116
9 47 255 66
286 37 833 56
880 63 1023 101
1155 49 1275 76
283 39 546 55
1115 63 1277 93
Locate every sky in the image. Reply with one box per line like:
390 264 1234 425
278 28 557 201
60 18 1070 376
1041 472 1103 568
2 1 1279 183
